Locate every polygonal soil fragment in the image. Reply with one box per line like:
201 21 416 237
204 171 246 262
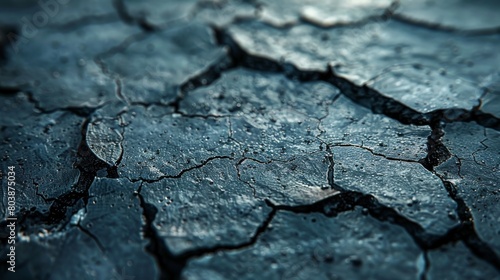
1 1 499 278
258 0 394 27
436 122 500 255
118 105 236 181
86 117 124 166
238 152 338 205
122 0 197 26
180 69 339 161
80 177 159 279
366 65 482 113
226 19 500 87
480 86 500 119
319 95 429 161
397 0 500 31
0 178 158 280
0 93 82 216
180 69 337 120
0 22 139 111
191 0 258 27
101 22 228 105
183 208 421 280
141 159 270 255
333 146 458 235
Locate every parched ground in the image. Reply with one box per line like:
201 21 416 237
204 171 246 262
0 0 499 279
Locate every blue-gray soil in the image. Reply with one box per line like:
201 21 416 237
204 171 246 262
0 0 499 279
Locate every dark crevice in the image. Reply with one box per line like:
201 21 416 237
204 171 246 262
266 188 499 271
2 3 498 278
327 71 499 130
77 223 105 253
267 191 440 249
128 156 233 184
178 55 234 94
325 144 335 189
25 91 103 118
321 121 497 269
128 99 227 120
438 179 500 270
137 192 277 280
329 143 421 164
472 136 489 166
454 155 464 179
326 71 429 126
268 137 498 270
419 121 452 171
35 185 56 204
178 207 276 260
114 115 127 168
171 76 230 118
114 78 129 104
0 85 21 95
137 193 184 280
0 118 117 236
210 25 500 131
322 140 500 270
5 87 102 119
169 54 236 115
234 157 274 197
112 0 157 32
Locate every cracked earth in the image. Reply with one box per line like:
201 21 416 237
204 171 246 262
0 0 499 279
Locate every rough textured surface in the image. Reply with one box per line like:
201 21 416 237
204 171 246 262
332 146 458 236
0 21 137 111
229 17 500 118
141 159 269 256
100 23 228 106
319 95 429 161
367 66 482 113
428 242 499 280
436 122 500 256
9 178 158 280
397 0 500 31
183 209 422 280
180 69 339 161
118 105 235 182
122 0 197 27
258 0 395 27
238 153 338 205
1 1 499 279
0 93 83 217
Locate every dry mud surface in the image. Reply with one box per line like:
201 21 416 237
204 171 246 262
0 0 499 279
